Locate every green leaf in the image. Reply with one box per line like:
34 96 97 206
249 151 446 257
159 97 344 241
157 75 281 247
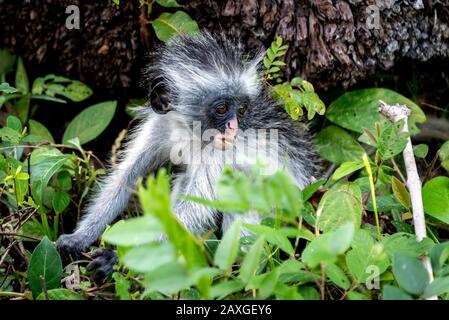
152 11 199 43
31 74 92 102
52 191 70 213
332 161 364 180
326 88 425 134
391 176 410 209
210 279 245 299
143 261 191 294
14 94 30 123
347 291 370 300
376 120 409 160
155 0 181 7
258 268 280 299
244 224 294 256
314 126 365 163
383 233 434 260
423 277 449 298
439 141 449 172
239 236 265 284
383 285 413 300
325 263 350 290
56 171 72 191
316 182 362 233
303 179 325 201
302 223 355 268
214 220 241 270
36 288 84 300
346 230 390 283
392 252 429 295
29 148 70 205
29 119 55 143
28 237 63 298
102 216 163 246
0 82 18 93
62 101 117 145
138 170 207 270
430 242 449 275
0 48 16 76
422 176 449 225
413 144 428 158
15 57 29 94
6 115 22 132
123 243 176 273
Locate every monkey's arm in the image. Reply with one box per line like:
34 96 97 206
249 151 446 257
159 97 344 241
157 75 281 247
57 115 168 253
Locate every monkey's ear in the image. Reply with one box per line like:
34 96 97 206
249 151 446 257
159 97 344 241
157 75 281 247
149 82 172 114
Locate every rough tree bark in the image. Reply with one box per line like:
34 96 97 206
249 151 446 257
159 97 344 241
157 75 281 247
0 0 448 94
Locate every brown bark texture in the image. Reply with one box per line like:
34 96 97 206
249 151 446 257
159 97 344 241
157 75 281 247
1 0 448 94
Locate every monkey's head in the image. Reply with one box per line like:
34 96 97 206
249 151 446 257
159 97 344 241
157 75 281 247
147 32 263 150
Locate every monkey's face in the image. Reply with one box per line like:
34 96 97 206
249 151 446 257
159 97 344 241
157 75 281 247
204 96 249 150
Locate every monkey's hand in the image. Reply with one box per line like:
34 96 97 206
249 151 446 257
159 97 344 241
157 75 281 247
86 248 118 284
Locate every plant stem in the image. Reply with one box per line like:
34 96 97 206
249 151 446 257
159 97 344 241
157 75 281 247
378 100 436 300
363 153 381 239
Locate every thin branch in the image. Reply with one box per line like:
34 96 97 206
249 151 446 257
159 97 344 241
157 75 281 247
378 100 437 300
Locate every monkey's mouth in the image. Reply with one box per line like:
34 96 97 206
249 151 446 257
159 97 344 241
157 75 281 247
213 132 237 150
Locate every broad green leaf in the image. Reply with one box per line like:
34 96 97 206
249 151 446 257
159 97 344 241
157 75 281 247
214 220 241 270
52 191 70 213
143 261 191 294
62 101 117 145
303 179 325 201
29 148 70 204
15 57 29 94
347 291 370 300
383 233 434 260
28 237 63 298
29 119 55 143
392 252 429 295
102 216 163 246
391 176 410 209
332 161 364 180
112 272 132 300
314 126 365 163
346 230 389 283
326 88 425 134
123 243 176 273
325 263 350 290
302 223 355 268
36 288 84 300
422 177 449 224
423 277 449 298
382 285 413 300
152 11 199 43
239 236 265 284
316 182 362 232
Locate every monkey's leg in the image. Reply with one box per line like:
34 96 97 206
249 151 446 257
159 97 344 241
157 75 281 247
57 115 168 254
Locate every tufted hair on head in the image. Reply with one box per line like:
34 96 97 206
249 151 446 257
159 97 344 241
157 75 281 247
146 32 264 115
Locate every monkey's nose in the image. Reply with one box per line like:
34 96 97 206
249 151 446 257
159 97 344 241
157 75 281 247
227 116 238 130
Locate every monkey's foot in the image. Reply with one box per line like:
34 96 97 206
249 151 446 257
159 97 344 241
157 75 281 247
86 248 118 284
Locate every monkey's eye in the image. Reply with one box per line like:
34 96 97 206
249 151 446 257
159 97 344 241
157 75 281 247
216 104 228 115
238 106 247 115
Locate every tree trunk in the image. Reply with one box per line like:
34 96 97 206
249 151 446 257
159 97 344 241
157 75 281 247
1 0 448 94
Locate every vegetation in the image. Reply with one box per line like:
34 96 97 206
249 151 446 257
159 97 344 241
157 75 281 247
1 27 449 301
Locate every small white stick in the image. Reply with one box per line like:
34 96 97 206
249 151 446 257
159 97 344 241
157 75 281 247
378 100 437 300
